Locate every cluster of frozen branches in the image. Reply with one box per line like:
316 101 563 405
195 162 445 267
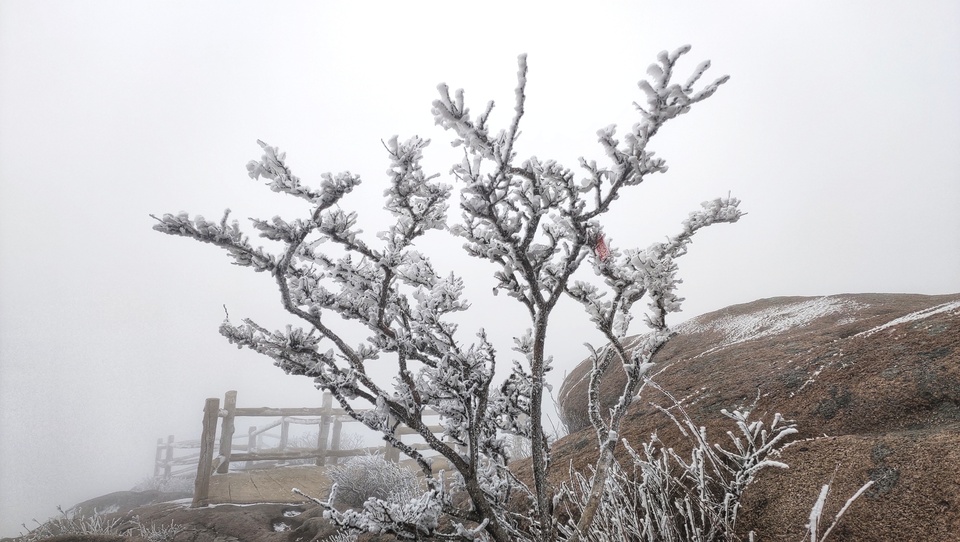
558 384 798 541
558 383 873 542
153 46 737 541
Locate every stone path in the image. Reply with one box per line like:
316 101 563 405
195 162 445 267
206 465 333 504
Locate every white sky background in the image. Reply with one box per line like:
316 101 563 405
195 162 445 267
1 0 958 535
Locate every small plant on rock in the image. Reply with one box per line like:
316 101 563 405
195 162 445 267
19 506 124 541
559 383 797 541
18 507 184 542
325 453 423 508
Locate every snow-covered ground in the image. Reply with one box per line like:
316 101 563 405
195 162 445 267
677 296 866 356
854 301 960 338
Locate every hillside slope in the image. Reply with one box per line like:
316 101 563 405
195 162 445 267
554 293 960 540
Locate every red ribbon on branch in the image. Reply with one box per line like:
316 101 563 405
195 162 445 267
594 234 610 262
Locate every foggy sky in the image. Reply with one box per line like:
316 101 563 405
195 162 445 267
2 1 959 536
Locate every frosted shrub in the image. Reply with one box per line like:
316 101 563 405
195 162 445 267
326 454 423 507
19 507 184 542
323 530 359 542
129 516 187 542
802 472 874 542
19 507 124 541
154 45 735 541
559 384 797 542
558 383 872 541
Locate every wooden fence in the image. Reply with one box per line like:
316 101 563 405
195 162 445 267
154 435 213 479
182 390 444 507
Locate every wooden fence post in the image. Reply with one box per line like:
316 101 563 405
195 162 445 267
216 390 237 474
279 419 290 452
278 417 290 465
154 438 164 478
193 397 221 508
315 392 333 466
164 435 174 478
329 419 343 465
246 426 257 470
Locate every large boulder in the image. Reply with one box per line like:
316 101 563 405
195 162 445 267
554 293 960 541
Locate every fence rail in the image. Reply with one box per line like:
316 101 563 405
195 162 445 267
175 390 444 507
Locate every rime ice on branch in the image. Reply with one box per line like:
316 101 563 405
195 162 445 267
152 45 735 542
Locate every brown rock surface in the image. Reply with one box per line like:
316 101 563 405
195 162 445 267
554 293 960 541
69 490 192 518
97 499 397 542
126 502 321 542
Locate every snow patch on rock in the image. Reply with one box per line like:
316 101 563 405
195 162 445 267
854 300 960 338
679 296 865 355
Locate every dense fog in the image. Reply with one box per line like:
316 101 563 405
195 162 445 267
2 1 959 537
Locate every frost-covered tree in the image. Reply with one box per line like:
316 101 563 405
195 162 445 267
153 45 736 541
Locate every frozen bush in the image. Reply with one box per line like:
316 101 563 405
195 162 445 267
326 454 423 507
323 530 359 542
559 383 871 541
18 507 184 542
19 506 124 541
129 516 187 542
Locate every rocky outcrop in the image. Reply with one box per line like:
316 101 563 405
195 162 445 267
555 293 960 541
69 490 192 518
117 502 325 542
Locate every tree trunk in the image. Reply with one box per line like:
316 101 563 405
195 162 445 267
530 312 554 541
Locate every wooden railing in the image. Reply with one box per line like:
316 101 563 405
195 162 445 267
153 435 214 479
188 390 444 507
